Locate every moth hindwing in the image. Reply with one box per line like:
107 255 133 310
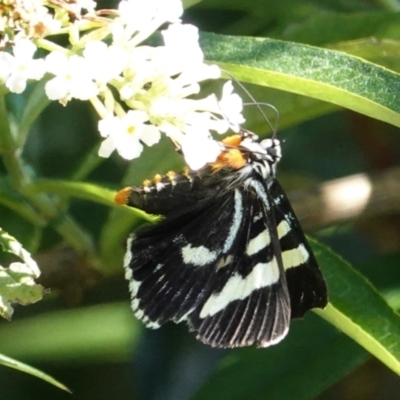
117 133 328 348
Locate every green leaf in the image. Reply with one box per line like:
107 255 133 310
270 12 400 46
0 228 43 320
200 33 400 128
18 79 50 147
27 179 159 223
192 315 366 400
193 240 400 399
0 177 47 227
330 38 400 73
356 252 400 311
183 0 202 7
311 239 400 377
0 302 141 363
0 353 70 393
0 228 40 276
0 262 43 320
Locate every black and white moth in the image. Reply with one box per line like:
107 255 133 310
116 132 328 348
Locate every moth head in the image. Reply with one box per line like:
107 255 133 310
209 132 282 177
260 138 282 165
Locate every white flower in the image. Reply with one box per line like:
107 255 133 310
118 0 182 30
118 0 159 32
1 39 45 94
153 0 183 22
119 46 160 100
179 128 222 170
70 0 97 15
83 41 127 89
98 110 161 159
183 107 230 134
117 0 183 46
157 113 224 170
159 24 204 74
217 81 245 131
45 52 98 104
0 53 13 84
171 82 244 133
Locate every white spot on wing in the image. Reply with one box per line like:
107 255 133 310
176 307 196 323
277 220 291 240
124 236 133 266
282 244 309 270
131 298 139 311
223 189 243 252
125 266 133 280
154 263 163 272
181 244 218 266
253 212 262 223
258 324 289 347
246 229 271 256
144 320 161 329
125 252 163 329
135 307 144 320
199 259 280 318
129 280 140 297
130 286 161 329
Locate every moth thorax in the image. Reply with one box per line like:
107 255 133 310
251 159 275 180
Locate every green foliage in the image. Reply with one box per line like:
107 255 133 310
0 353 70 393
2 1 400 399
0 228 43 321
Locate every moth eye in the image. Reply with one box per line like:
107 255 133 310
268 147 277 157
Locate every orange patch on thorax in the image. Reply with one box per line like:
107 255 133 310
210 135 247 171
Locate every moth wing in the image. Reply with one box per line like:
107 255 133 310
125 186 291 348
270 180 328 318
188 185 291 348
125 190 239 329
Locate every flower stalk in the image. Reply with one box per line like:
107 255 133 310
0 92 95 255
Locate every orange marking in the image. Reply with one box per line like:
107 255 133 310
114 187 132 205
221 135 243 147
210 148 247 171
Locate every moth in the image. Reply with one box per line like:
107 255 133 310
116 132 327 348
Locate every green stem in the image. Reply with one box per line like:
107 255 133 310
18 80 51 148
0 95 29 189
0 93 95 256
70 144 104 182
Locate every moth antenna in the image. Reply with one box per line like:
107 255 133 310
243 102 280 140
222 71 280 139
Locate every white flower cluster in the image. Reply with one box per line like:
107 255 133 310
0 0 245 170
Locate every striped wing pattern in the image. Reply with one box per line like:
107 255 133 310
123 173 327 348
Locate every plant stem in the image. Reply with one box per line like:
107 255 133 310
0 93 95 255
